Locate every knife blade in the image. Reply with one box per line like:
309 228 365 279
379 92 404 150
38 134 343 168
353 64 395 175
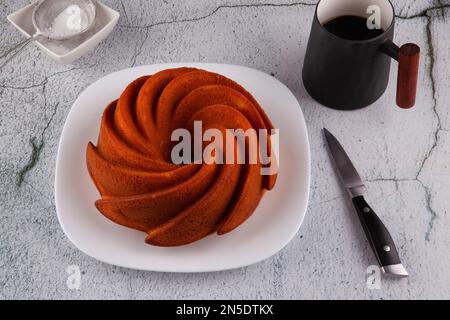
323 128 408 277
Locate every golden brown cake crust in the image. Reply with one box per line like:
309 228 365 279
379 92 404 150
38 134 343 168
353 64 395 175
86 67 277 246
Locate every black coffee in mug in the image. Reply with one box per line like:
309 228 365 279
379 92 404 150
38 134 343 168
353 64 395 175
302 0 420 110
323 15 384 41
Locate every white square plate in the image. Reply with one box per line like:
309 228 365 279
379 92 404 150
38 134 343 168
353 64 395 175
7 1 119 64
55 63 310 272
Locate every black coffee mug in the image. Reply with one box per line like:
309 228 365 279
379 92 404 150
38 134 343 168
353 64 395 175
302 0 420 110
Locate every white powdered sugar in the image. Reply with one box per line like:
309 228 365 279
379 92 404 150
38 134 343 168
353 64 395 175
43 4 92 39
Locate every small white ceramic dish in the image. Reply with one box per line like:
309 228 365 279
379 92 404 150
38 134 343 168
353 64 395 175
55 63 310 272
7 1 119 64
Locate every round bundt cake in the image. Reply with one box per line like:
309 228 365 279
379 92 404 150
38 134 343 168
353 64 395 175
86 67 277 246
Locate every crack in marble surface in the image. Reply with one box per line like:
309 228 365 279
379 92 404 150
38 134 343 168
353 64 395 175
414 11 442 178
118 1 316 29
368 175 441 242
420 181 438 241
0 67 78 91
119 0 131 25
16 102 58 187
15 137 44 188
0 38 31 69
366 176 437 239
309 194 345 207
396 2 450 19
416 12 442 240
130 28 150 67
21 180 53 204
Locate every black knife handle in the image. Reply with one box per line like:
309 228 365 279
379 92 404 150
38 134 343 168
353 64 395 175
352 196 401 267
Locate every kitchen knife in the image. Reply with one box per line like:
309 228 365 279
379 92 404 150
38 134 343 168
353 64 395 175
323 128 408 277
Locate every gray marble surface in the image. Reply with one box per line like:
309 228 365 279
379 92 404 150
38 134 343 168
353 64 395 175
1 0 449 299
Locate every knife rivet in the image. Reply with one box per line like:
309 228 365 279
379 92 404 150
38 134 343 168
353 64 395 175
383 245 391 252
363 207 370 213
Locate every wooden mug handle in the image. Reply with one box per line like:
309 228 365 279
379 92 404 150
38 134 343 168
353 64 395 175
396 44 420 109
